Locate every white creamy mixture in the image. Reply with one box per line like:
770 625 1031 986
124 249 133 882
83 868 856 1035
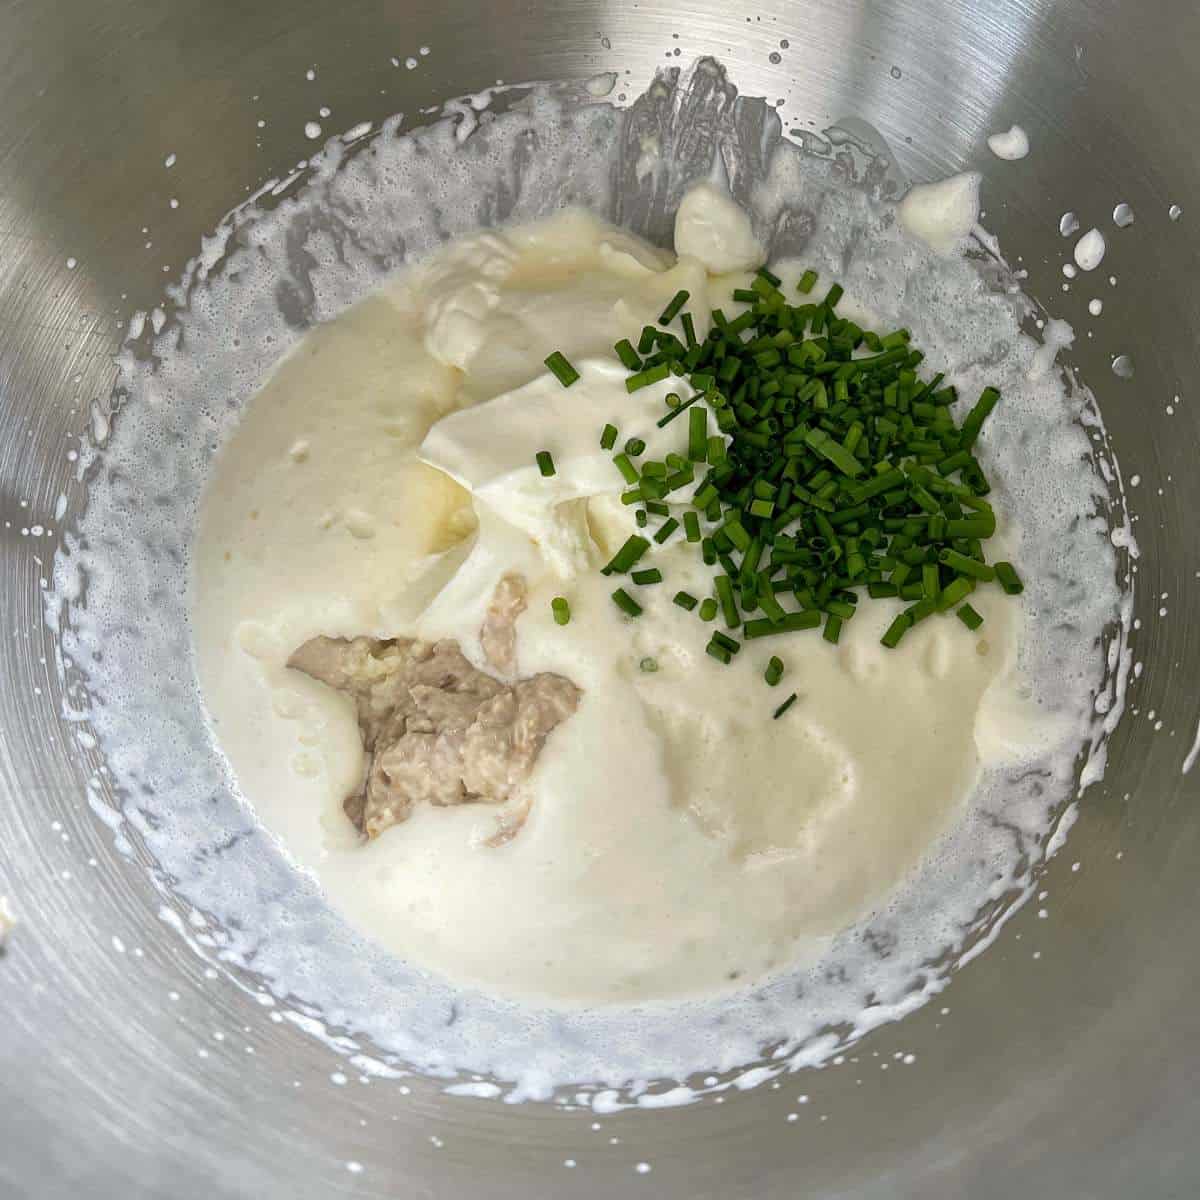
194 194 1037 1005
53 61 1130 1101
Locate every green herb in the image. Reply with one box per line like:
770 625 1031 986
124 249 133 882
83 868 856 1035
880 613 911 649
654 518 680 545
699 597 718 621
674 590 699 611
688 406 708 462
544 351 580 388
614 339 642 371
601 535 650 575
551 597 570 626
994 561 1024 595
631 568 662 586
957 602 984 631
764 656 784 686
612 453 639 484
536 450 556 477
600 423 619 451
659 289 690 325
612 588 643 617
624 437 647 457
797 269 819 294
626 363 671 392
715 575 740 628
773 692 798 719
640 657 659 673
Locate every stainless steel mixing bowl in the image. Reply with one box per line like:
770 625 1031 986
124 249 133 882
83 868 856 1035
1 1 1196 1196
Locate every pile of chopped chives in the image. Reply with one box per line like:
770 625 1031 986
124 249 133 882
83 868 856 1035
541 265 1024 698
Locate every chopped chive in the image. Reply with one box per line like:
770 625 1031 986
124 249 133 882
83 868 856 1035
756 265 783 288
624 437 647 457
654 517 680 545
764 656 784 686
715 575 740 628
674 590 699 611
880 613 911 648
994 561 1024 595
626 363 672 392
699 597 718 621
639 657 659 673
681 311 697 349
551 597 570 625
637 325 658 355
706 638 733 665
600 423 619 450
937 574 976 612
659 289 690 325
743 611 822 638
749 498 775 519
688 406 708 461
612 588 643 618
773 692 799 720
938 548 996 581
707 435 726 465
957 602 984 630
960 387 1000 449
635 509 648 528
922 562 941 603
544 351 580 388
612 453 639 484
656 392 701 428
602 535 650 575
614 339 642 371
823 613 843 644
645 500 670 516
631 568 663 585
822 283 844 309
683 511 702 543
797 268 819 294
711 631 741 655
536 450 556 477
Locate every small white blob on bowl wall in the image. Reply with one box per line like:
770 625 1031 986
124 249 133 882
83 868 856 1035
987 125 1030 160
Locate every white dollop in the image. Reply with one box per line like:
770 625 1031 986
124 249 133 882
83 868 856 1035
1089 298 1103 316
1112 202 1135 228
1028 318 1075 379
897 173 980 256
1074 228 1106 271
1059 211 1080 237
986 124 1030 160
673 182 765 273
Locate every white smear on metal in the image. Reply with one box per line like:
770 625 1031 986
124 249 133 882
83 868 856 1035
1183 720 1200 775
585 72 618 98
0 896 16 949
1112 202 1135 228
1059 211 1080 237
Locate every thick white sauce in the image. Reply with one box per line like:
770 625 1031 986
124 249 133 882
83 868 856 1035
194 194 1040 1007
53 63 1130 1102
